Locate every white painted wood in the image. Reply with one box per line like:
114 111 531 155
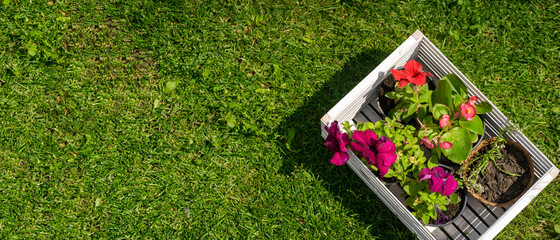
321 30 558 240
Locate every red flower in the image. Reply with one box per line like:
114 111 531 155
439 114 451 128
390 59 434 88
460 102 476 121
324 121 351 166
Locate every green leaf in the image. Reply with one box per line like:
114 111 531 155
432 103 451 120
452 94 463 109
418 90 432 103
431 78 454 111
417 105 427 121
405 103 418 119
443 74 468 98
361 122 374 131
470 130 479 143
441 127 472 163
3 0 10 6
164 81 178 94
554 224 560 234
459 115 484 135
475 101 493 114
385 91 399 99
450 193 460 205
422 215 430 225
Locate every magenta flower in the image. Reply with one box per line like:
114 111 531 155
439 114 451 128
460 102 476 121
351 131 397 178
419 167 458 196
390 59 434 88
420 137 434 149
324 121 351 166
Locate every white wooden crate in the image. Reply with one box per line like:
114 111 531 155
320 30 559 240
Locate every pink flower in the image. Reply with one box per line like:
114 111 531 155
419 166 458 196
460 102 476 121
439 114 451 128
351 131 397 178
324 121 351 166
390 59 434 88
420 137 434 149
439 141 453 149
468 96 480 106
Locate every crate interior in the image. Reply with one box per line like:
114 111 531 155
353 96 520 239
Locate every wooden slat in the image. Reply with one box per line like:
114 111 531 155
461 207 487 236
466 193 498 227
442 224 464 240
453 217 480 239
360 103 383 123
353 112 368 124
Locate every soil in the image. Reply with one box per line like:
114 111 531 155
466 143 532 204
428 189 465 225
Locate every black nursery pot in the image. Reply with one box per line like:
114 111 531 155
426 164 468 227
426 187 468 227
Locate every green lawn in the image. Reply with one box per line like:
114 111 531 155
1 0 559 239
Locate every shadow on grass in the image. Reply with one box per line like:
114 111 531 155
275 49 415 239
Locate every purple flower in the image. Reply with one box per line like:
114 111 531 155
419 166 458 196
324 121 351 166
351 131 397 178
435 205 450 225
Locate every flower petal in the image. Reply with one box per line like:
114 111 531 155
405 59 422 74
330 152 349 166
439 114 451 128
378 164 390 178
460 103 476 121
376 136 396 153
337 133 350 153
397 79 411 88
468 96 480 106
441 176 458 196
439 141 453 149
419 168 433 181
364 151 377 166
390 68 409 81
429 177 444 193
408 74 427 86
420 137 434 149
377 152 397 167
